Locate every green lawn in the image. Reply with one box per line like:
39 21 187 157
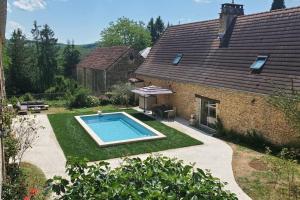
48 107 202 161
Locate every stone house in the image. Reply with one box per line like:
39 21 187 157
135 3 300 145
77 46 143 94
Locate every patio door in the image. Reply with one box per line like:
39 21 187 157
199 98 218 129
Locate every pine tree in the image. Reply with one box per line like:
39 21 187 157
7 29 32 94
271 0 286 11
63 41 80 79
147 16 165 45
31 22 59 92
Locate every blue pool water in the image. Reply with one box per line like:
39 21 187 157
80 113 156 142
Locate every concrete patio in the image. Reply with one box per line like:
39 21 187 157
22 113 251 200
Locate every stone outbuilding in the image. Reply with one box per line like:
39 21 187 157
77 46 144 94
135 3 300 145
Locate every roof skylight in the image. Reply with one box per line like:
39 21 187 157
250 56 268 71
173 54 183 65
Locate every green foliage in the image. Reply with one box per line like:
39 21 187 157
214 118 273 150
2 165 27 200
45 75 79 99
21 92 35 101
67 88 99 108
264 148 300 199
32 21 59 92
108 83 134 106
268 90 300 135
6 29 33 95
62 41 80 78
147 16 166 44
271 0 286 10
47 156 237 200
101 17 151 50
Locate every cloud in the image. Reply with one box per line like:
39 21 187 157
13 0 46 11
193 0 212 3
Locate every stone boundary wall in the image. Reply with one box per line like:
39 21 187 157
137 75 298 145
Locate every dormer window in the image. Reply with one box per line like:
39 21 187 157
250 56 268 71
173 54 183 65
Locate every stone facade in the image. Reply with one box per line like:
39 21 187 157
137 75 298 145
77 49 143 95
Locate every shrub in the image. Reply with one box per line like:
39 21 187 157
98 95 111 106
47 156 237 200
109 83 134 106
21 93 34 102
67 88 99 108
45 76 79 100
8 96 20 107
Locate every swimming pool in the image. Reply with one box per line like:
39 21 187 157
75 112 166 147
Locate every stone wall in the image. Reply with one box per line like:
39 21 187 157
137 75 298 145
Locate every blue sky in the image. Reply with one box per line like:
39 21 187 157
6 0 300 44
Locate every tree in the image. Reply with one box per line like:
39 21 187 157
62 41 80 79
271 0 286 11
6 29 32 94
101 17 151 50
31 22 59 92
147 16 166 44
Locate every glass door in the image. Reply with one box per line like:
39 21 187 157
200 98 218 129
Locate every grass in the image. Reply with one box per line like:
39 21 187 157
48 106 202 161
230 143 300 200
21 162 49 200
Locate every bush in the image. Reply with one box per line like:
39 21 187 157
108 83 134 106
45 76 79 100
8 96 20 107
67 88 99 108
98 95 111 106
21 93 34 102
47 156 237 200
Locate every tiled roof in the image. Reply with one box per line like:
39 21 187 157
77 46 130 70
136 7 300 94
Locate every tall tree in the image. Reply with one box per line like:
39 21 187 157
31 22 59 92
6 29 32 94
63 41 80 78
101 17 151 50
147 16 165 44
271 0 286 10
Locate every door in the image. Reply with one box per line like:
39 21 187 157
199 98 218 129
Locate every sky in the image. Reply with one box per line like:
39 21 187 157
6 0 300 44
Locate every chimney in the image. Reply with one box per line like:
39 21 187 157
219 2 244 46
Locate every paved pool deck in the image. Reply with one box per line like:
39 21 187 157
23 113 251 200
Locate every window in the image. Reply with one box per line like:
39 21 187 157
250 56 268 71
172 54 183 65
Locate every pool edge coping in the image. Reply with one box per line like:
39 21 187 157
74 112 167 147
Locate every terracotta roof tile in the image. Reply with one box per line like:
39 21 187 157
136 7 300 94
77 46 130 70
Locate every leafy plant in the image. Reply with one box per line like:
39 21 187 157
47 156 237 200
22 92 35 102
108 83 134 106
264 148 300 200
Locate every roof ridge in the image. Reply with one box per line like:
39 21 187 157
169 6 300 29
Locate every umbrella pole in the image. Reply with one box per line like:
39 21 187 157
144 95 146 113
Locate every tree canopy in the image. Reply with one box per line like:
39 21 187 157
101 17 151 50
62 41 80 79
147 16 166 44
271 0 286 11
